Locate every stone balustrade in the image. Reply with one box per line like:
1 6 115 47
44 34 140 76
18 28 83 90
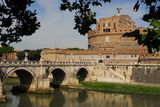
0 61 93 67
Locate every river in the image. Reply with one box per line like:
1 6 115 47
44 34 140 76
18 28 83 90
1 86 160 107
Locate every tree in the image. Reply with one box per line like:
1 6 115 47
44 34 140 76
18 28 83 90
16 51 25 60
0 45 14 57
124 0 160 53
27 49 41 61
16 49 41 61
0 45 14 54
0 0 40 45
60 0 160 52
60 0 111 35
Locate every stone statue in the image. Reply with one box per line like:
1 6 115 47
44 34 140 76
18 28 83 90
116 8 121 15
24 52 28 61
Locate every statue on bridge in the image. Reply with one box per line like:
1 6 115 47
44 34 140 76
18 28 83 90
24 52 28 62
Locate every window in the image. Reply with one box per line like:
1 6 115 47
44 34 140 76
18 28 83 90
103 28 110 32
98 24 100 27
143 30 147 32
103 23 105 27
106 56 110 58
114 23 116 29
98 60 103 63
106 28 110 32
108 23 110 27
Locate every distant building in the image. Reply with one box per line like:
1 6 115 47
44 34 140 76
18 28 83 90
88 15 147 50
0 52 17 61
41 48 143 64
41 14 160 64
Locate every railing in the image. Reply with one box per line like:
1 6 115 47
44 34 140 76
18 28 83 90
0 61 93 67
0 60 160 67
105 63 160 67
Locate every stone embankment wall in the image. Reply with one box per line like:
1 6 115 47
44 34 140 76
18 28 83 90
131 66 160 84
90 64 160 84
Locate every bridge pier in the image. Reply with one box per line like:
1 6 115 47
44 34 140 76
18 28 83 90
0 82 6 102
27 79 37 92
11 78 50 93
37 78 50 93
61 77 79 87
36 66 51 93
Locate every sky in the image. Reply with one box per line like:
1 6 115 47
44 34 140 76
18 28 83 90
11 0 149 50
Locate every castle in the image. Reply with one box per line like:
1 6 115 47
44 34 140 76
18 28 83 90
41 14 160 64
88 15 147 50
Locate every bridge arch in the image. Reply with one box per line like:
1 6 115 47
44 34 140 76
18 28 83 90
76 67 89 82
2 67 35 92
49 67 66 87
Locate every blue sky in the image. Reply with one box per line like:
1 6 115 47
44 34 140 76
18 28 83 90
12 0 149 50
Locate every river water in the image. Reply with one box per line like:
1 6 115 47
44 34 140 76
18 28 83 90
1 87 160 107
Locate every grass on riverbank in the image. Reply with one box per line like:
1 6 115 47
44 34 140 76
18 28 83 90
81 81 160 95
3 78 20 85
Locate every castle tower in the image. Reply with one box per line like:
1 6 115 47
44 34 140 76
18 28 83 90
88 14 147 50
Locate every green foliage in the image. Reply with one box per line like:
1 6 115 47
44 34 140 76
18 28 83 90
4 77 20 85
124 19 160 53
150 19 160 30
16 51 25 60
123 0 160 53
27 49 41 61
0 0 40 44
0 45 14 56
67 47 81 50
60 0 111 35
17 49 41 61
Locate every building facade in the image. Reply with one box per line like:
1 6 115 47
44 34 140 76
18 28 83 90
88 15 147 50
41 14 160 64
0 52 17 61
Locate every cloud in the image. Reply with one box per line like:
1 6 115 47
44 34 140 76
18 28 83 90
12 0 148 50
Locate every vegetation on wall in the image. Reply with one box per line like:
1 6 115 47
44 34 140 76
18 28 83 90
17 49 41 61
67 48 82 50
0 45 14 57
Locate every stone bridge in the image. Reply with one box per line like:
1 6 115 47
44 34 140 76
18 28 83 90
1 61 160 102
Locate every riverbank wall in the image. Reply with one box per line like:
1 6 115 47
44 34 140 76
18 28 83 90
86 64 160 85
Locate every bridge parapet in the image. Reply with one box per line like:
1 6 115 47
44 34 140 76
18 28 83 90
0 61 93 67
105 63 160 67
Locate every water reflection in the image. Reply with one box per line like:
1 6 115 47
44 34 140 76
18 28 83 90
1 88 160 107
77 90 88 103
50 89 65 107
6 94 19 107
